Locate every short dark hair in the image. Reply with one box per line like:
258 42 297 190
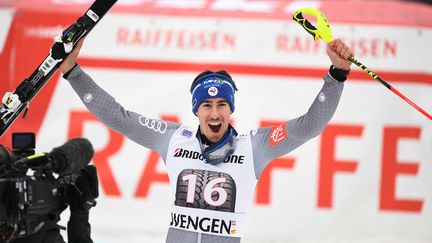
190 70 238 93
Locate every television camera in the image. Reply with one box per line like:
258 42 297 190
0 133 95 242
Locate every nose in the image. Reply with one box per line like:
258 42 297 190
209 106 220 119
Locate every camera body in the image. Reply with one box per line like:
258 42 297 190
0 133 67 241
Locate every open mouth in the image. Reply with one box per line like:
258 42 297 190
208 122 222 133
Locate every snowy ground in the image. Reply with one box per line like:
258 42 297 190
86 228 432 243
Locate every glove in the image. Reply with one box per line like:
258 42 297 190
59 165 99 211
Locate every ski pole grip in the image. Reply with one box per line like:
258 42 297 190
293 11 319 40
292 8 333 43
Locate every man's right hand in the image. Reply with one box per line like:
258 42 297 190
60 38 84 74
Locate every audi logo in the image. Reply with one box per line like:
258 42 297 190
139 116 168 134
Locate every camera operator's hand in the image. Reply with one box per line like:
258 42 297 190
59 165 99 211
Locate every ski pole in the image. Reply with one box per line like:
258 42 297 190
293 8 431 121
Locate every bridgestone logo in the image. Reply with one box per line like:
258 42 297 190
173 148 245 164
170 212 234 235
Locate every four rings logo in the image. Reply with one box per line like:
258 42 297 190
139 116 168 134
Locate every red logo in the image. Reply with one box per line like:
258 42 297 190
269 123 287 146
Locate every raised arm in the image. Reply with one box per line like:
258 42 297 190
60 40 180 161
252 39 353 178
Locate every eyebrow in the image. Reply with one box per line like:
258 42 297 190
202 100 229 104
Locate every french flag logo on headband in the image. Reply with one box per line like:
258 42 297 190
208 87 218 96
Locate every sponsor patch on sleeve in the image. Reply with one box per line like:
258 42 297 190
181 129 193 138
269 123 287 146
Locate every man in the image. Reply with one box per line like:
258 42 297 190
60 38 353 243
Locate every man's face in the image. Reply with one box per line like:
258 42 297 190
196 98 232 143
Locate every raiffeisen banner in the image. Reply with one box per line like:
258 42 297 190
0 1 431 243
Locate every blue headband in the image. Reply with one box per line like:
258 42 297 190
191 73 236 115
